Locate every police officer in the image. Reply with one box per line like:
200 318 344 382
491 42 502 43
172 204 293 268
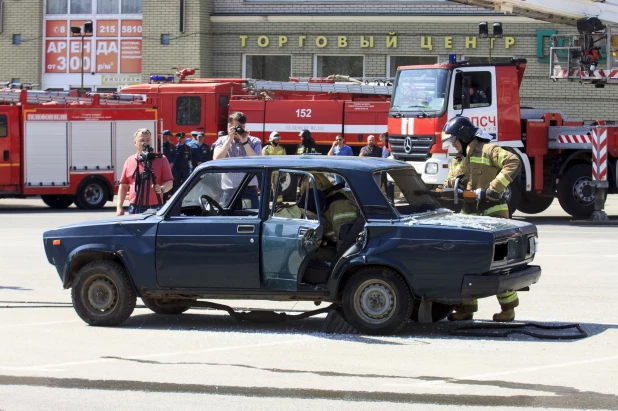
297 129 319 154
187 131 200 149
174 132 191 191
191 132 211 170
263 131 286 155
441 115 521 322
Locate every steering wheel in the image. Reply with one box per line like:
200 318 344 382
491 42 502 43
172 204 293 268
199 195 224 216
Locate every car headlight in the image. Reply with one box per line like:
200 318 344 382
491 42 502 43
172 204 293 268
527 236 538 257
425 163 439 175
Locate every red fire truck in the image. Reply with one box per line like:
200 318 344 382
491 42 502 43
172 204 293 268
0 88 158 209
387 56 617 219
120 71 392 150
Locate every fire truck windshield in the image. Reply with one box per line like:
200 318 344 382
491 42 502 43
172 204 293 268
390 69 448 115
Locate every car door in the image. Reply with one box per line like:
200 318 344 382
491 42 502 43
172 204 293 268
155 169 263 289
261 170 323 291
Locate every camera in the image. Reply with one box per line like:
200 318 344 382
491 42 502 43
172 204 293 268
234 125 246 135
137 143 163 163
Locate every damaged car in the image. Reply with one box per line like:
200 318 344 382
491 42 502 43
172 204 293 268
43 156 541 335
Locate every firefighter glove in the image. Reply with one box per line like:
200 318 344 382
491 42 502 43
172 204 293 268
476 188 502 202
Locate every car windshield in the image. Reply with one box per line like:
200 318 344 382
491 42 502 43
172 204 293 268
378 168 442 215
390 68 448 114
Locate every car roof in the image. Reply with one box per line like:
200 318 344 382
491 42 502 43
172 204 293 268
198 155 410 172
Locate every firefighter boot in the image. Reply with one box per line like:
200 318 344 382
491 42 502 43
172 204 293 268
493 293 519 322
447 300 478 321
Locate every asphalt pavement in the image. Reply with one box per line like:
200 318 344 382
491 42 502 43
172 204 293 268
0 197 617 410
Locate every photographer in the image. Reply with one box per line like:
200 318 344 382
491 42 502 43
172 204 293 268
117 129 174 216
212 112 262 207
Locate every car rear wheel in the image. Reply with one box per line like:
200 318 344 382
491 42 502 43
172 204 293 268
41 195 75 209
342 267 412 335
141 297 192 315
72 261 136 326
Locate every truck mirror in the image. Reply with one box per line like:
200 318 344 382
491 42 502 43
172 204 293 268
461 76 471 109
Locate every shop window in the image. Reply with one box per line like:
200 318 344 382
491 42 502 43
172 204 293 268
12 35 21 45
388 56 438 78
176 97 201 125
0 115 7 138
244 55 292 81
122 0 142 14
70 0 92 14
97 0 119 14
161 34 171 45
315 55 364 78
47 0 68 14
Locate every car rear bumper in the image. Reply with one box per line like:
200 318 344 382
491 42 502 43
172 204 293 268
460 265 541 298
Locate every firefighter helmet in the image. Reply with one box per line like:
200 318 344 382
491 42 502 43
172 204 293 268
269 131 281 142
442 116 478 145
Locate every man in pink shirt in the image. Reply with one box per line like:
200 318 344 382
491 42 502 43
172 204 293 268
116 128 174 215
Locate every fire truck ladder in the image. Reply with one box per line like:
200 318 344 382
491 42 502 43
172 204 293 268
247 80 393 95
0 89 147 105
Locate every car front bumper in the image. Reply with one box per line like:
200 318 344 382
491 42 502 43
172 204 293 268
460 265 542 298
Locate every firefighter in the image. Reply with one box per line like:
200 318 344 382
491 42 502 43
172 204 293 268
469 85 488 105
297 129 319 154
441 115 521 322
174 132 191 191
263 131 286 155
191 132 211 170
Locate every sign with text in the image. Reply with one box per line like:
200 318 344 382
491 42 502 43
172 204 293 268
43 18 142 74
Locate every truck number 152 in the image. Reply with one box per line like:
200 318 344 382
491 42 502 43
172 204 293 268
296 109 312 118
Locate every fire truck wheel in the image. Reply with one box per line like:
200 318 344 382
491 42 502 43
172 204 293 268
75 179 109 210
503 175 521 218
41 195 75 209
517 193 554 215
558 164 595 219
141 297 192 315
342 267 412 335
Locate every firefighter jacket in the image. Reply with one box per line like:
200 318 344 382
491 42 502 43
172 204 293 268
323 188 359 246
296 144 319 155
263 145 286 155
443 154 468 189
462 138 520 217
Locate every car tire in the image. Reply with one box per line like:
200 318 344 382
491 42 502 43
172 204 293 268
71 261 136 326
517 192 554 215
41 195 75 209
141 297 192 315
342 267 412 335
75 178 108 210
410 301 453 322
557 164 595 219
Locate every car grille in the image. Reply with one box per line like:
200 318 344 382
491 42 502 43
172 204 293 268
491 234 534 269
390 134 435 161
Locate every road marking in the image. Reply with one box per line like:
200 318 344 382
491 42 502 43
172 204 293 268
0 339 299 371
0 320 80 330
384 355 618 388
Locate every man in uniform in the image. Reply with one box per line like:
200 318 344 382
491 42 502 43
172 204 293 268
174 132 192 192
191 132 211 170
441 115 521 322
469 85 488 105
161 130 177 199
263 131 286 155
296 129 319 154
187 131 200 149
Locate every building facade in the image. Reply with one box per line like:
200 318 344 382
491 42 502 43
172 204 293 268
0 0 616 121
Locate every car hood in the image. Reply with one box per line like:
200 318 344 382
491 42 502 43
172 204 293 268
44 213 158 234
400 209 536 235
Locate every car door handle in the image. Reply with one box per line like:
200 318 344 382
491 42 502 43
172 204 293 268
237 225 255 234
299 227 309 236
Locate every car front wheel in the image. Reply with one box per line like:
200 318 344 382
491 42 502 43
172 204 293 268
72 261 136 326
342 267 412 335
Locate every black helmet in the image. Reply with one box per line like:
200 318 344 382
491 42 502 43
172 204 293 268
299 129 312 140
442 116 478 145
